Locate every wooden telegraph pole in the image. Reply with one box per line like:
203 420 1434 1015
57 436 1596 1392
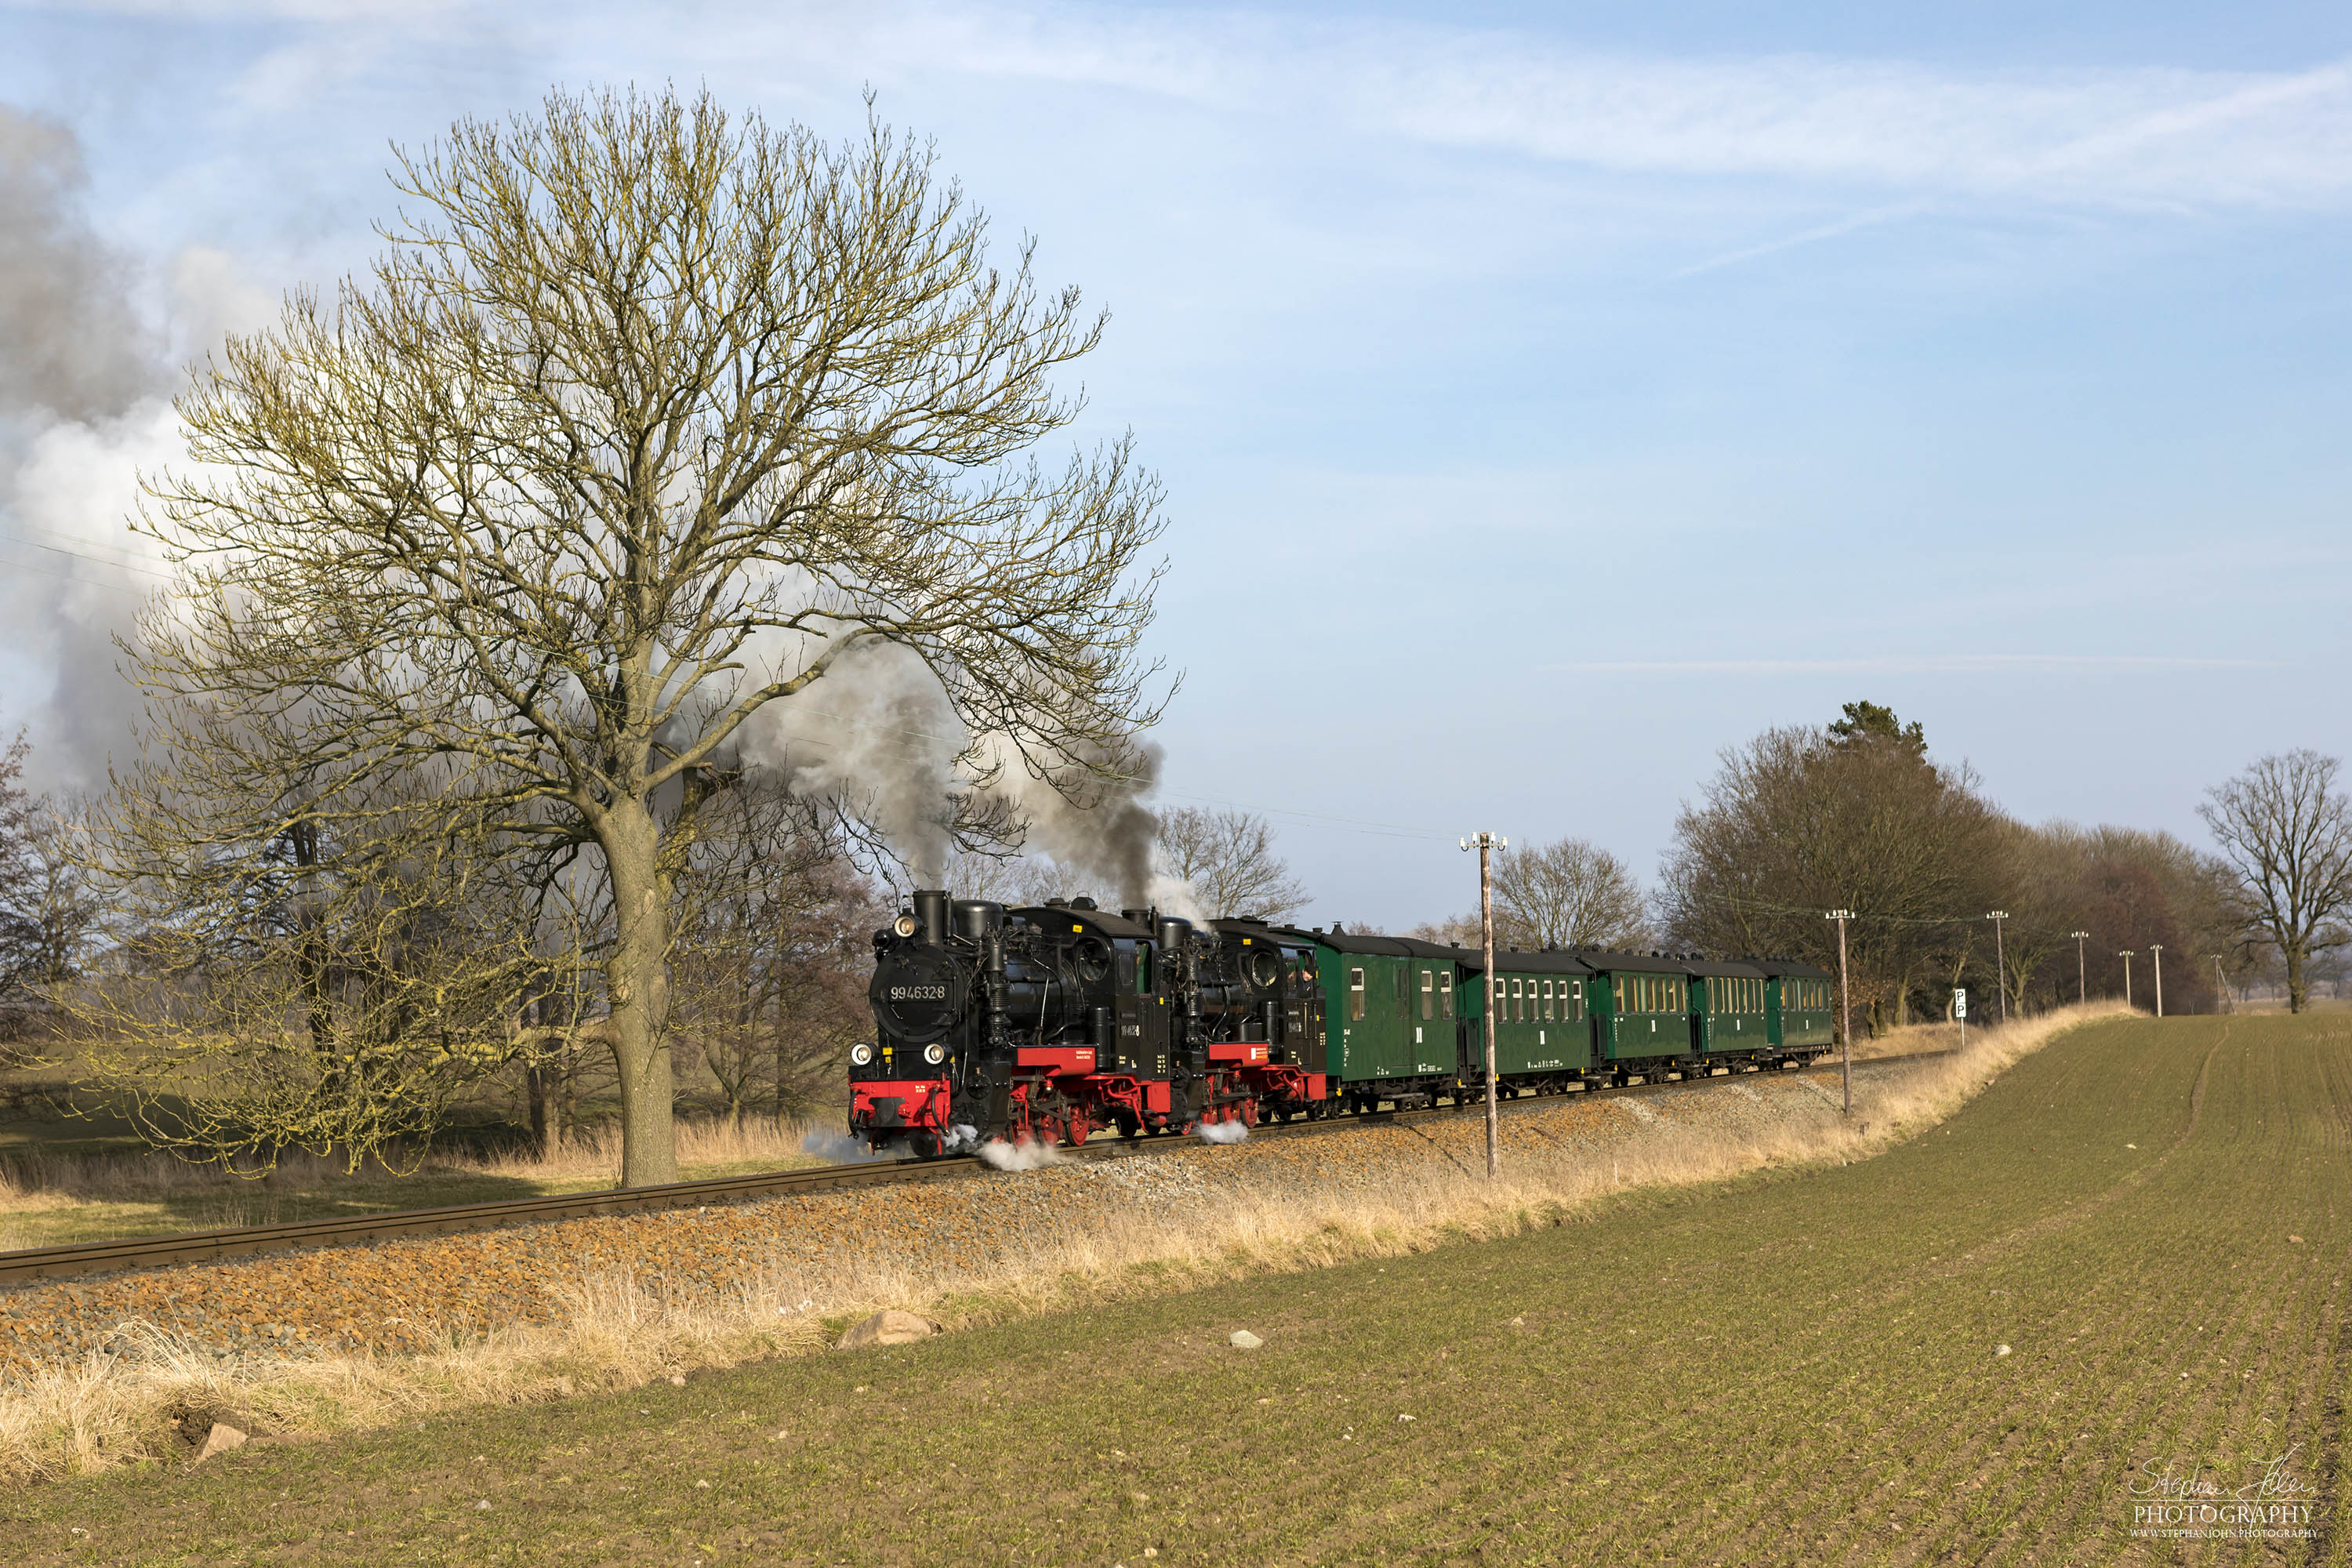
2071 931 2090 1003
1987 911 2010 1023
2151 944 2164 1017
1826 909 1853 1115
1461 833 1505 1178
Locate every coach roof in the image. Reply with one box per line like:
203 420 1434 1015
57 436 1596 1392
1570 947 1699 975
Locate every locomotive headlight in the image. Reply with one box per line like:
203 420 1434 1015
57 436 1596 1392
892 913 919 938
849 1042 874 1067
924 1043 947 1065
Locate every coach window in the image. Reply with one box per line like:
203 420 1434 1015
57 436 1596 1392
1439 971 1454 1018
1348 967 1366 1022
1541 978 1555 1021
1571 980 1584 1018
1421 970 1434 1021
1396 966 1409 1017
1612 976 1624 1012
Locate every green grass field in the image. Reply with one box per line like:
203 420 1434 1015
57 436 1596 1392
9 1011 2348 1566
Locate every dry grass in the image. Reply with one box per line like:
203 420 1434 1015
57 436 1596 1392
0 1116 835 1254
0 1004 2121 1484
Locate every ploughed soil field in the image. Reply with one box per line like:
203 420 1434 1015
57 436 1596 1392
8 1012 2348 1566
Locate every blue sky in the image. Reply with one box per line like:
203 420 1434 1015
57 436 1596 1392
2 0 2347 927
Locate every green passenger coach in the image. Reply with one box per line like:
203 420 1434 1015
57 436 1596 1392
1573 949 1697 1077
1454 946 1594 1091
1758 958 1838 1051
1686 957 1770 1057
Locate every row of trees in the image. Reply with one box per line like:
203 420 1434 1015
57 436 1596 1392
1661 703 2352 1029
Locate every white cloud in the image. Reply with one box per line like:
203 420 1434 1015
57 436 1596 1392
648 4 2352 209
1550 655 2281 675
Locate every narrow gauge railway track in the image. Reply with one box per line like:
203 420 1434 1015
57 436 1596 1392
0 1047 1954 1287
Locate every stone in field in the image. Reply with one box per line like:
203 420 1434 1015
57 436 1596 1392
1229 1330 1264 1350
192 1423 247 1465
839 1310 937 1349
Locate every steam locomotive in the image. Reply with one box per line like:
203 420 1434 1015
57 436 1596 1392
850 887 1838 1155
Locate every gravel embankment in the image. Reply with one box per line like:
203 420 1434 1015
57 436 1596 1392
0 1068 1857 1380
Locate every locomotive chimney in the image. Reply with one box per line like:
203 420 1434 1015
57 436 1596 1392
912 889 949 948
1155 914 1192 953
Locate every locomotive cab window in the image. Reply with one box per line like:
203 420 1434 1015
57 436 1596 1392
1348 967 1366 1022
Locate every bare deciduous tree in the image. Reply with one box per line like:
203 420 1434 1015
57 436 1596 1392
2199 750 2352 1013
1492 836 1647 950
0 727 103 1044
76 764 556 1171
670 779 880 1123
130 88 1166 1185
1153 807 1309 920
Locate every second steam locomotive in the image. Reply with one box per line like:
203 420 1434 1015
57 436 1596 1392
851 888 1835 1155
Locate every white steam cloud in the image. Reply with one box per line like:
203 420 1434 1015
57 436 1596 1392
976 1136 1068 1171
1195 1118 1249 1145
798 1127 886 1165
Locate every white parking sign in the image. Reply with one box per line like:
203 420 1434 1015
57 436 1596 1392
1954 988 1967 1019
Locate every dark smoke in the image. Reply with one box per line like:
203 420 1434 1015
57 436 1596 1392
0 106 157 422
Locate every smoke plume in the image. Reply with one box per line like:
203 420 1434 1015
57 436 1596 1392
736 637 1175 911
0 105 272 792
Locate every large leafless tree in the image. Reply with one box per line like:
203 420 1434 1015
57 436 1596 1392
125 89 1167 1185
1153 807 1309 920
2199 750 2352 1013
1492 836 1647 950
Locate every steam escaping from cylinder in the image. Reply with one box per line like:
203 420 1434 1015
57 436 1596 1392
977 1136 1069 1171
799 1128 887 1165
1195 1118 1250 1145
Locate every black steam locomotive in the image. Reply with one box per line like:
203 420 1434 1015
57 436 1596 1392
855 890 1327 1154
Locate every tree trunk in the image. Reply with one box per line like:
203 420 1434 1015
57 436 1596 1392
2287 942 2308 1014
600 797 680 1186
526 1064 547 1155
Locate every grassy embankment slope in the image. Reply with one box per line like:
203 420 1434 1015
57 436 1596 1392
11 1011 2349 1566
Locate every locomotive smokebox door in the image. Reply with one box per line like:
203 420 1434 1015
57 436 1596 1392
869 946 965 1045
